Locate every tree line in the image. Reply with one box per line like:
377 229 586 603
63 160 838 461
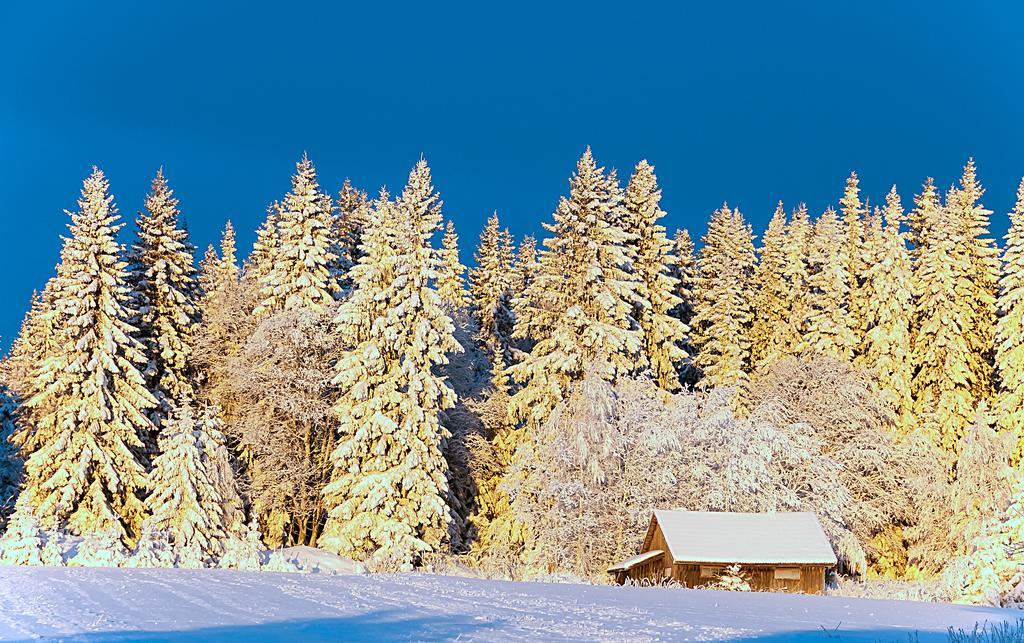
0 149 1021 602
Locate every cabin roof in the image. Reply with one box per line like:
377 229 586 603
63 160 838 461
644 510 838 566
606 549 664 573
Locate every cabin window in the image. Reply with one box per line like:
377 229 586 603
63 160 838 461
774 567 801 580
699 565 722 578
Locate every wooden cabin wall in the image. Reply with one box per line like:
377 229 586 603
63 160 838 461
670 564 827 595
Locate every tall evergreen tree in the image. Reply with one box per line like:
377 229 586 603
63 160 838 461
996 178 1024 460
623 160 688 390
912 182 977 452
137 399 244 566
689 203 756 408
245 202 281 284
801 207 858 361
840 172 868 346
951 159 999 402
320 160 460 565
15 168 156 540
335 179 369 284
471 213 515 354
508 148 643 427
254 155 339 316
437 220 468 310
130 169 199 414
750 202 790 371
779 204 812 356
511 234 539 303
858 186 915 430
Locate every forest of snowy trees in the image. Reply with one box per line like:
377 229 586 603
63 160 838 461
0 149 1023 607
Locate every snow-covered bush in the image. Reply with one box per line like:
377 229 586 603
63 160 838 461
706 564 751 591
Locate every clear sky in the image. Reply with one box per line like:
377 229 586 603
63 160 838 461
2 1 1022 349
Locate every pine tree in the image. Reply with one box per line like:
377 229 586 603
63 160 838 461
996 178 1024 460
689 203 756 408
511 234 539 302
335 179 369 284
508 148 643 427
0 386 22 526
245 202 282 284
951 159 999 402
437 220 468 310
912 182 977 451
254 155 339 316
800 207 859 361
778 204 812 356
470 212 514 353
15 168 156 540
130 169 199 414
320 160 460 566
858 186 915 430
669 228 698 384
840 172 868 347
750 202 790 371
138 398 244 566
623 160 688 390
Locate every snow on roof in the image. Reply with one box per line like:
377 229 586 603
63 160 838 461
649 510 837 566
607 549 664 573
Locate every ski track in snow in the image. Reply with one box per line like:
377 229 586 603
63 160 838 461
0 568 1018 642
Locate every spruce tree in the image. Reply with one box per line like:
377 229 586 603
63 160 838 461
0 386 22 526
470 212 515 353
508 148 643 427
858 186 915 430
335 179 369 284
912 182 977 451
437 220 468 310
138 398 244 566
320 160 460 565
779 204 812 356
951 159 999 402
801 206 858 361
689 203 756 408
254 155 339 316
511 234 539 302
996 178 1024 460
16 168 156 540
750 202 790 371
670 228 698 383
840 172 868 346
245 202 282 284
130 169 199 414
623 160 688 390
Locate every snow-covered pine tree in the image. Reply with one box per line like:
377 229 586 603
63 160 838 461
857 186 915 431
437 220 468 310
623 160 688 390
670 228 698 384
689 203 756 409
320 160 460 566
508 148 643 427
908 177 938 260
839 172 868 348
130 169 199 417
470 212 515 354
245 202 282 285
750 202 791 371
254 155 339 316
778 204 812 356
335 178 369 283
951 159 998 403
511 234 539 302
800 206 858 361
15 168 156 541
996 178 1024 461
0 386 22 526
137 398 244 566
912 181 978 452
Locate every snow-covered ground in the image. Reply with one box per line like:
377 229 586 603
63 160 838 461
0 568 1018 642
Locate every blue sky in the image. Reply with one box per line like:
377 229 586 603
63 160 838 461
1 1 1023 348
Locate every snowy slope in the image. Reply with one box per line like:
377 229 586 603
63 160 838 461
0 568 1018 642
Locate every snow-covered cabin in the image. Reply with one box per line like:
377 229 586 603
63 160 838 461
607 510 837 594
